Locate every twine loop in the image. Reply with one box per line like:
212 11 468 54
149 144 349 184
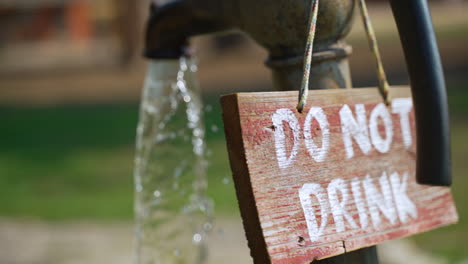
297 0 391 113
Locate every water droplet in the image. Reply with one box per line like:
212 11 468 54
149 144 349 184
153 190 161 198
211 125 219 133
205 105 213 112
183 95 191 102
144 104 158 114
155 134 166 142
180 62 188 71
177 72 184 81
193 138 204 155
203 222 213 232
173 248 182 257
192 233 202 244
136 184 143 192
194 138 203 147
177 80 185 88
190 64 198 72
222 177 230 185
193 128 203 137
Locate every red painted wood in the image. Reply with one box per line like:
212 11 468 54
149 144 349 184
221 87 458 264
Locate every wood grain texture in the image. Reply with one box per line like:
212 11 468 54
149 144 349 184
221 87 458 264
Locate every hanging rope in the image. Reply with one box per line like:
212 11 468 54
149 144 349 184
296 0 319 113
297 0 391 112
358 0 391 105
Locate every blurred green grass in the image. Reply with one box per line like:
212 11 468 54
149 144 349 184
0 98 236 220
0 84 467 260
412 82 468 263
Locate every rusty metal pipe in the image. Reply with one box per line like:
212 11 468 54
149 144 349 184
144 0 355 91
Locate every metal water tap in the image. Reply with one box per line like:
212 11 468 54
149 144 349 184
144 0 355 91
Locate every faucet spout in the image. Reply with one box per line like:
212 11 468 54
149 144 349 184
144 0 230 59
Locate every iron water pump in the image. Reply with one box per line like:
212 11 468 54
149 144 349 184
143 0 452 262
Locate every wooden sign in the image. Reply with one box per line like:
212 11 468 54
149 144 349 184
221 87 458 264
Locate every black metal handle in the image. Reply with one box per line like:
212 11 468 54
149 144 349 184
389 0 451 186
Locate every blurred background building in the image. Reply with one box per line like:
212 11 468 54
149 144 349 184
0 1 467 264
0 0 141 72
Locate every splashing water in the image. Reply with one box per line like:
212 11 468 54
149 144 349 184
133 58 213 264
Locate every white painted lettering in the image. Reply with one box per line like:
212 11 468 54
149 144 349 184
392 98 413 148
299 171 418 241
351 178 369 228
304 107 330 162
369 103 394 153
340 104 372 159
363 173 398 227
390 172 418 223
299 183 330 242
272 109 301 168
328 179 358 232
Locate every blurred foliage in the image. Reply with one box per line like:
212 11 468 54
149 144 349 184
0 104 138 220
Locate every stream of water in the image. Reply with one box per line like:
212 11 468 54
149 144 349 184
133 58 213 264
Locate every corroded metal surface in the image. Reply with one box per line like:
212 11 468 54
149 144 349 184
233 0 355 91
145 0 355 91
147 0 354 55
266 42 353 91
230 0 355 59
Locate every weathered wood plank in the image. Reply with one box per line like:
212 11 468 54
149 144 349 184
221 87 458 264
